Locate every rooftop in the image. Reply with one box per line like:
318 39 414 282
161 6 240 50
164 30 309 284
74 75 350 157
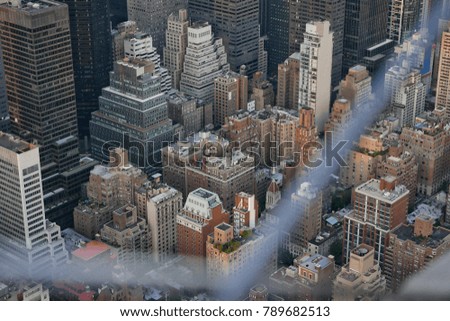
355 179 409 203
0 0 63 12
297 254 333 272
392 224 450 249
71 240 110 262
0 132 35 154
216 223 232 232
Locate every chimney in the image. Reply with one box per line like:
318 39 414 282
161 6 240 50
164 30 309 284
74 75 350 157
414 215 433 238
380 176 396 191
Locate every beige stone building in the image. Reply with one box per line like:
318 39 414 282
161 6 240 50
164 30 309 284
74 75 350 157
74 150 147 239
206 223 277 282
270 254 335 300
100 204 149 268
251 72 274 110
135 175 183 264
376 146 418 208
333 244 386 300
276 53 300 109
290 182 323 249
400 114 450 195
338 65 372 111
340 133 388 188
163 9 189 89
213 71 248 126
324 99 352 140
163 132 256 210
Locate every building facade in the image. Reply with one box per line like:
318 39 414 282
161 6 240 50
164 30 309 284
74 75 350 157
0 0 85 227
59 0 112 139
298 21 333 132
342 0 388 74
177 189 230 257
384 215 450 291
135 178 182 264
0 133 68 276
0 43 8 132
343 178 409 267
188 0 261 75
127 0 187 55
277 53 300 110
333 244 386 300
289 0 345 88
90 59 174 174
180 22 229 103
436 27 450 119
163 9 189 90
213 72 248 127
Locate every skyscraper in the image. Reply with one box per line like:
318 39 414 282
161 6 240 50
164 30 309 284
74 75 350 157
213 72 249 127
290 182 323 249
0 0 86 226
267 0 290 76
90 59 174 174
388 0 423 44
110 0 128 26
298 21 333 132
385 66 426 128
59 0 113 139
188 0 261 75
163 9 189 90
436 26 450 119
338 65 372 112
277 53 300 109
0 132 68 276
123 31 171 93
0 43 8 132
180 22 229 103
135 178 183 264
342 0 388 74
289 0 345 87
127 0 187 55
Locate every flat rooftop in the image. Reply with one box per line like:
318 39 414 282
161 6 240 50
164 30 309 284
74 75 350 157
355 179 409 203
392 224 450 249
0 132 34 154
72 240 110 261
0 0 63 12
298 254 333 272
216 223 232 232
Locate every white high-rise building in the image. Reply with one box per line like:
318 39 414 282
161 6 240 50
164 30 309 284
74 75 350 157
298 21 333 132
385 65 425 127
180 22 229 102
0 133 68 276
124 32 171 93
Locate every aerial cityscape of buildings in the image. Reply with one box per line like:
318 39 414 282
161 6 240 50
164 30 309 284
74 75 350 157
0 0 449 302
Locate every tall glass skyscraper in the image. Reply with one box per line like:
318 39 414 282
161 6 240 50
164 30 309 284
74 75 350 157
342 0 388 74
267 0 291 76
59 0 113 140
